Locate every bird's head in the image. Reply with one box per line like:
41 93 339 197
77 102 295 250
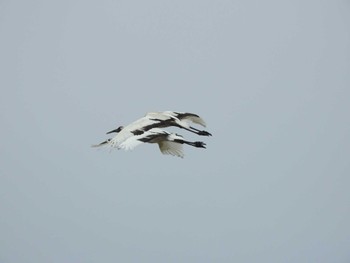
106 126 124 134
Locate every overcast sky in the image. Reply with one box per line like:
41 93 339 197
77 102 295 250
1 0 350 262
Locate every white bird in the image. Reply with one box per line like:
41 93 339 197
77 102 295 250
105 111 211 148
92 128 206 158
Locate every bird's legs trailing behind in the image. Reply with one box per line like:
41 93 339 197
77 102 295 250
189 126 212 136
174 139 206 148
178 125 212 136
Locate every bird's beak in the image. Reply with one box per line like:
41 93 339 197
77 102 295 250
106 128 119 134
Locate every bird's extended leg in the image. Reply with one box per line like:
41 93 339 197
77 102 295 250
182 126 212 136
185 141 207 148
174 139 206 148
190 126 212 136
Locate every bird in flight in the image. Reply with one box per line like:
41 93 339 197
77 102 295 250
92 111 211 158
106 111 211 145
93 128 206 158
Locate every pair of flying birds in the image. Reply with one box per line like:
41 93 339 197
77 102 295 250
92 111 212 158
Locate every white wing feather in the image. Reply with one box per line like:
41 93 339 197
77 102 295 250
158 141 184 158
162 111 207 127
117 135 144 151
180 114 206 127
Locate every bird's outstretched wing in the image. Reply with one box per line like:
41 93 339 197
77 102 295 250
158 140 184 158
147 111 207 127
172 112 207 127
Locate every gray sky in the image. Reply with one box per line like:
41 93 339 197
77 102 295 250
1 0 350 262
